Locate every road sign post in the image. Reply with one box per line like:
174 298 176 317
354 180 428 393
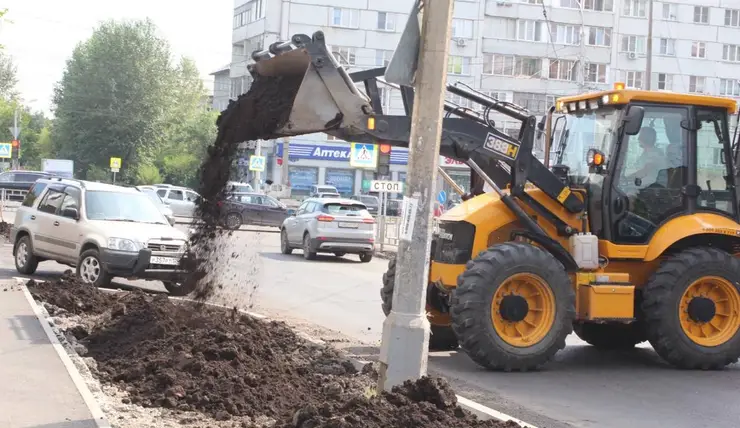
370 181 404 252
378 0 455 391
249 150 266 190
350 143 378 169
110 157 122 183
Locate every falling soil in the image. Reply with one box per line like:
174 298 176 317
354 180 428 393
185 73 303 301
29 276 521 428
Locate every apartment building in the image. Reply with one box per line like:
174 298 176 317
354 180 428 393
226 0 740 195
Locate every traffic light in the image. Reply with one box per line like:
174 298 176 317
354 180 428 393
378 143 391 176
11 139 19 159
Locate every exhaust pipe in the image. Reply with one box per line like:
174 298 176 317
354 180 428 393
247 32 372 138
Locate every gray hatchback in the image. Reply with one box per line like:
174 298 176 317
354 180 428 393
280 197 375 262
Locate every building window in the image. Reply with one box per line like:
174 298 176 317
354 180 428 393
230 77 242 98
656 73 673 90
621 35 646 54
451 19 475 39
583 0 613 12
726 9 740 27
689 76 706 93
551 23 580 45
485 91 510 102
624 71 643 89
513 92 554 114
691 42 706 58
586 26 611 47
447 93 475 109
585 64 607 83
331 46 356 66
723 44 740 62
377 12 395 31
483 54 541 77
549 59 577 81
518 0 543 4
719 79 740 96
488 17 517 39
447 56 472 75
658 38 675 56
622 0 646 18
558 0 579 8
330 8 360 28
375 50 393 67
518 20 545 42
694 6 709 24
251 0 265 22
661 3 677 20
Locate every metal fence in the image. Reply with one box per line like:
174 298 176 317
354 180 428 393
375 215 439 251
0 187 26 211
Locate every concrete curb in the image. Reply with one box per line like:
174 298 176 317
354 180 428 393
19 284 113 428
21 277 536 428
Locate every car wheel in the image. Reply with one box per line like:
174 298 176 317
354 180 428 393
280 229 293 255
76 249 113 288
334 252 346 257
225 213 242 230
15 236 39 275
303 234 317 260
359 252 373 263
163 281 196 297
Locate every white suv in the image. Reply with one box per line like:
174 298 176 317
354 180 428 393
11 178 195 295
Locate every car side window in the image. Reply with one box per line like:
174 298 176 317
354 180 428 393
168 190 184 200
0 173 12 182
157 189 167 197
185 191 199 202
38 189 65 214
61 187 81 212
296 202 308 215
22 182 47 207
264 198 279 207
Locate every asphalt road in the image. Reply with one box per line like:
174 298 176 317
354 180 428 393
4 227 740 428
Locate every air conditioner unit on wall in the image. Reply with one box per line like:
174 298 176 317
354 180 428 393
627 52 637 60
456 38 467 47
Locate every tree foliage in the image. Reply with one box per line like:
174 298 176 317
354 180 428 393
51 19 217 183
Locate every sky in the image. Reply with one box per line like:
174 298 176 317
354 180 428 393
1 0 234 115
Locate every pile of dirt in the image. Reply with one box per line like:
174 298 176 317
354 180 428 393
29 277 520 428
0 221 10 239
185 73 303 301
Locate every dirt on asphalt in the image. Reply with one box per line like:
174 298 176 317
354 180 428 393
28 276 521 428
0 220 10 240
185 73 303 302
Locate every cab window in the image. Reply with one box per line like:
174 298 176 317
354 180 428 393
38 189 65 214
696 108 733 216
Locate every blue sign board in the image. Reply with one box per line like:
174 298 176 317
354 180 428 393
437 190 447 205
325 169 355 194
288 166 318 191
277 143 409 165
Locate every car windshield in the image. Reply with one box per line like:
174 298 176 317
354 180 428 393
85 190 167 224
323 202 369 215
553 107 621 184
141 190 164 206
358 196 377 204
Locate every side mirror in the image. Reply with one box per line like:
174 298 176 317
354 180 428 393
623 105 645 136
287 209 296 216
62 207 79 220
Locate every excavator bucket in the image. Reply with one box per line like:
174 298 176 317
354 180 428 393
248 31 372 138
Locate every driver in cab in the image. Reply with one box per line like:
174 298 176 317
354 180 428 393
626 127 666 187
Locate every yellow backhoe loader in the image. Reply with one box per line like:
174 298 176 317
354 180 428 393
247 31 740 371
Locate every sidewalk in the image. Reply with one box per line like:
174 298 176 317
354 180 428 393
0 284 102 428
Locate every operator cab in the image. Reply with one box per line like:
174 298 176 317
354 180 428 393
552 83 738 245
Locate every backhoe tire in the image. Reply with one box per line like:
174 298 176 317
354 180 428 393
642 247 740 369
574 322 647 350
381 256 459 351
450 242 575 371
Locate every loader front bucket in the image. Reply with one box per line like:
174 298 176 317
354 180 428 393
248 32 372 138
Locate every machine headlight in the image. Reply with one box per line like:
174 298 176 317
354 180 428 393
107 237 142 252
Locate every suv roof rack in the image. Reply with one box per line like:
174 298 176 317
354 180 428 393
49 177 86 188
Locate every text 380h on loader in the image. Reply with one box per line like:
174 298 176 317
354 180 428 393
247 31 740 371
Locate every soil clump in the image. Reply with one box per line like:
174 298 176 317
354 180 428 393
28 276 520 428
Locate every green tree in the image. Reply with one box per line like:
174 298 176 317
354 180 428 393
51 19 173 180
136 163 162 184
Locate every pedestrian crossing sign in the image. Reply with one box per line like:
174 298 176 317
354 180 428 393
0 143 11 159
249 155 266 172
350 143 378 168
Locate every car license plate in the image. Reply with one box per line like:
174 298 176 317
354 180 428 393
338 222 358 228
151 256 180 266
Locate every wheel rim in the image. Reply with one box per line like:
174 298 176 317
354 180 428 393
80 256 101 284
679 276 740 347
491 272 556 347
16 242 28 267
226 214 240 229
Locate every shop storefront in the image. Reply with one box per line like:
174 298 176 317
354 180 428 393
288 166 318 196
325 168 355 196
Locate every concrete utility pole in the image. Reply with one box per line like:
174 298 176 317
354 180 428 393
281 138 290 187
645 0 654 90
378 0 454 391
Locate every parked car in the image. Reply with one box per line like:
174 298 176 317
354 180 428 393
280 197 375 262
136 186 176 226
386 198 401 216
155 186 201 217
350 194 380 215
226 181 254 193
0 170 56 201
219 192 289 229
309 185 338 197
11 178 194 295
